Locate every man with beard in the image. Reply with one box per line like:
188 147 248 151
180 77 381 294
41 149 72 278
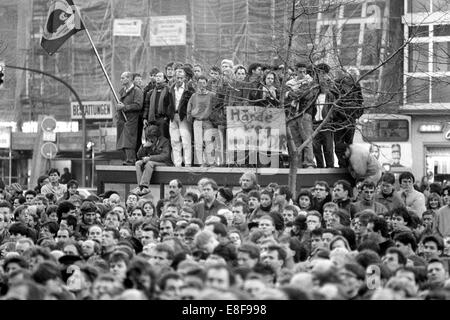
193 179 227 222
81 239 99 262
156 179 184 218
104 211 121 230
135 124 172 196
235 172 259 197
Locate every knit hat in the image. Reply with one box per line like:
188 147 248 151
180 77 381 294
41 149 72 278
10 183 23 193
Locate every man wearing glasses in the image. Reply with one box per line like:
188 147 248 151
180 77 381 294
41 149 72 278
311 181 332 214
375 172 405 212
399 172 426 218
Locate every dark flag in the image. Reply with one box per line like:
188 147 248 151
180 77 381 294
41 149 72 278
41 0 85 55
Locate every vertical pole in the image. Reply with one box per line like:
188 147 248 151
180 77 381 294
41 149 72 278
81 102 86 188
91 149 95 189
8 127 12 185
72 2 125 187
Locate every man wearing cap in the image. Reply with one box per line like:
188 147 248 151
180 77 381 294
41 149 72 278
77 202 99 239
9 183 23 200
135 124 172 196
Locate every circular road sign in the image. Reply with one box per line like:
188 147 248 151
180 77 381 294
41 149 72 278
41 116 57 132
41 142 58 159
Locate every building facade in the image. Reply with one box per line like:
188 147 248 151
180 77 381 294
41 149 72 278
401 0 450 182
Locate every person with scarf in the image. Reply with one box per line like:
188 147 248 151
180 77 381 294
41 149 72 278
143 71 170 139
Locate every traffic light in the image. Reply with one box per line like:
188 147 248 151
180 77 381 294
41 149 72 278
0 63 4 88
86 141 95 158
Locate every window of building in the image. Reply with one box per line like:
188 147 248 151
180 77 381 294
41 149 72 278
403 0 450 105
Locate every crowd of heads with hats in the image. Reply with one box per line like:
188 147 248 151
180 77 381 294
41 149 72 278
0 168 449 300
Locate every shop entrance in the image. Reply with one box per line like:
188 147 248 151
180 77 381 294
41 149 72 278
426 146 450 183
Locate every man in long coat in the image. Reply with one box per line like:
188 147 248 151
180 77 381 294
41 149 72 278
116 71 144 165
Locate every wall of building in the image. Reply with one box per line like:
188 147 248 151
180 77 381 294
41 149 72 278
410 115 450 180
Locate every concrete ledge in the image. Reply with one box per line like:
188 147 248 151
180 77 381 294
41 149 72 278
96 165 353 195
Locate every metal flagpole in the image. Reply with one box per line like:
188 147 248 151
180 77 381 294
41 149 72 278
8 127 12 185
72 2 127 121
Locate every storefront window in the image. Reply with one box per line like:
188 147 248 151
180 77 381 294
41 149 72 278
361 119 409 142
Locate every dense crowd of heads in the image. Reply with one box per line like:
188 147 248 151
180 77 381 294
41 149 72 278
0 167 449 300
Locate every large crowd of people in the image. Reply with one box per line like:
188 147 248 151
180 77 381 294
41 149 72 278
0 164 449 300
116 59 365 191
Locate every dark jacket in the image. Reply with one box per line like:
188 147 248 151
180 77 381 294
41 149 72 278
166 82 195 121
136 137 172 165
143 83 170 121
334 198 354 216
333 77 364 125
298 82 338 123
116 85 143 149
193 199 228 222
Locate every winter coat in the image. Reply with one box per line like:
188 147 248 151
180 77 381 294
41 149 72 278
347 144 382 184
116 84 144 149
136 137 172 165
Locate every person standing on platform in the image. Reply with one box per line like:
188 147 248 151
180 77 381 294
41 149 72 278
167 69 194 167
187 75 216 166
116 71 144 165
143 71 170 139
133 73 145 155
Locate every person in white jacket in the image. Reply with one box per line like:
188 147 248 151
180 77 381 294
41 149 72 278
345 144 382 185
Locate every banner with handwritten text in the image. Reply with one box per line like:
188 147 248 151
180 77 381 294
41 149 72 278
226 106 287 153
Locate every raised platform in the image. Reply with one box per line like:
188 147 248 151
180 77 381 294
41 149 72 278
95 165 354 197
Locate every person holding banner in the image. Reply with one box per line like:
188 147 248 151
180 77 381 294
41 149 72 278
116 71 144 165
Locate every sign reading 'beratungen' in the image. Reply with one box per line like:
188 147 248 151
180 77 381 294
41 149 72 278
71 101 113 120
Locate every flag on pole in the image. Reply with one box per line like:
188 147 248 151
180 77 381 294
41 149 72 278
41 0 85 55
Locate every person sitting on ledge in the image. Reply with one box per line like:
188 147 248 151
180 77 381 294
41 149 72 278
134 124 172 196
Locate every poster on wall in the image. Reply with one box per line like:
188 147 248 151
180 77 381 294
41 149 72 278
149 16 186 46
354 142 412 169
